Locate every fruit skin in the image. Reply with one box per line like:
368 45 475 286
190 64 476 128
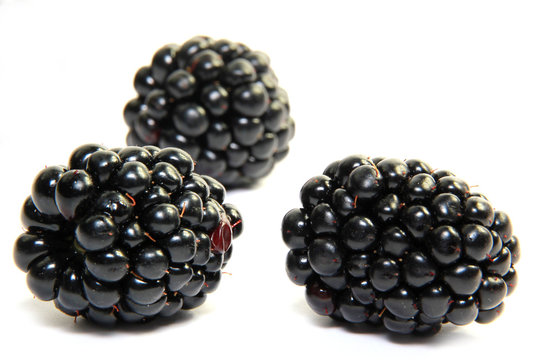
125 36 294 188
282 155 520 335
14 144 243 325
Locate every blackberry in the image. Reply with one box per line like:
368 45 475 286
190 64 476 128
124 36 295 187
282 155 519 335
14 144 243 325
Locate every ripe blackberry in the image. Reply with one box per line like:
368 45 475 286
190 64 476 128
124 36 295 187
14 144 243 325
282 155 520 335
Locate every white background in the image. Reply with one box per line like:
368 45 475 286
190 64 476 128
0 0 551 358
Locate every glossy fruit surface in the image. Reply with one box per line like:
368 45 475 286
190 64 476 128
125 36 294 187
14 144 243 325
282 155 520 335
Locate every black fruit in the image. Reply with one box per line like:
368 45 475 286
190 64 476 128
282 155 520 335
124 36 294 187
14 144 243 325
